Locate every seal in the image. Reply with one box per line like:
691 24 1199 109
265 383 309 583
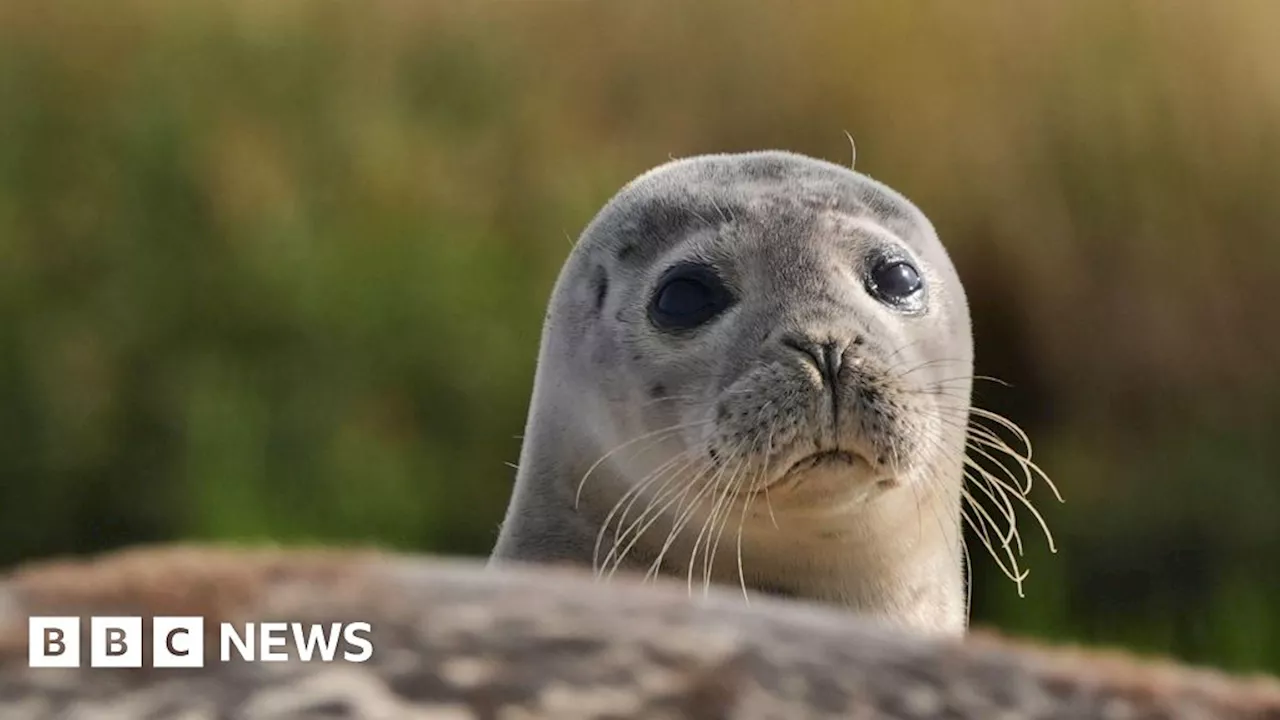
490 150 1054 637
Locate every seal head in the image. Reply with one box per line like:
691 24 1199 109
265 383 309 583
492 151 972 636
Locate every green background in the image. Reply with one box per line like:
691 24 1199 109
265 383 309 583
1 0 1277 673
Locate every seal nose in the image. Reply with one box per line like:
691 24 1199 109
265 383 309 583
782 335 846 388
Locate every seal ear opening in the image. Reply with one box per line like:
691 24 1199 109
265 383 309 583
592 266 609 314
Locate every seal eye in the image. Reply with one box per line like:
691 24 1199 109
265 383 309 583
649 264 732 331
868 258 924 307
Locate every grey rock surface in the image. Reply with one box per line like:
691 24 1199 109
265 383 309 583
1 546 1277 719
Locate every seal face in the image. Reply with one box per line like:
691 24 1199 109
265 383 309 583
492 151 977 636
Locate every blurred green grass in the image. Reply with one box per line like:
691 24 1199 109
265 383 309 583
1 0 1277 672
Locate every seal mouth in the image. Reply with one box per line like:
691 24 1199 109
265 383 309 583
763 448 876 490
787 449 860 474
748 447 896 502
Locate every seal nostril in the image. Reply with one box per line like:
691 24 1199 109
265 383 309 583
782 337 824 378
781 336 846 388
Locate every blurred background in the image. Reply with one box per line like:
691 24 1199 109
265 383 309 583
1 0 1277 673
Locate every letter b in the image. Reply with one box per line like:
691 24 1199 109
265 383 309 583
91 617 142 668
28 617 80 668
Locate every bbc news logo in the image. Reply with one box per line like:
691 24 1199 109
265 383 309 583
28 617 373 668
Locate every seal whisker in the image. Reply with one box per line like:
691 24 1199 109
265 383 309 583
977 436 1063 506
920 392 985 408
734 494 755 603
590 436 695 570
965 455 1059 556
635 393 705 409
595 448 698 575
693 463 732 592
735 453 768 604
608 447 698 548
603 440 728 579
882 424 924 548
963 462 1024 551
959 496 1029 587
611 450 701 545
962 434 1039 519
655 473 721 585
966 428 1037 495
896 356 970 378
947 425 1034 543
927 403 1054 499
948 464 1029 589
902 432 970 594
911 373 1012 389
645 439 747 584
575 420 713 509
687 444 749 595
965 407 1064 506
950 412 1063 596
702 461 738 593
756 425 781 529
910 419 1045 596
843 129 858 170
883 337 934 365
612 454 698 539
970 407 1037 462
885 352 968 375
910 382 995 401
608 444 687 521
707 433 762 597
687 206 721 231
924 408 980 431
966 503 1027 586
605 473 700 581
703 455 751 597
915 385 976 400
959 417 1062 594
914 429 1015 555
916 443 980 625
708 196 734 224
961 513 975 625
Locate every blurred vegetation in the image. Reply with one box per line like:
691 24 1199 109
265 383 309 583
1 0 1278 673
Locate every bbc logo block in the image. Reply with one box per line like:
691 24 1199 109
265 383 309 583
153 616 204 668
28 616 205 669
28 617 80 668
90 616 142 667
28 616 372 668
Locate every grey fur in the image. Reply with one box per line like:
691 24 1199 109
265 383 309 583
491 151 973 636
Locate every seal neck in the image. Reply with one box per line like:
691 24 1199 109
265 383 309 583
492 395 968 636
718 482 968 636
491 393 612 567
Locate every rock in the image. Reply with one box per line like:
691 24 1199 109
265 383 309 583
0 545 1276 719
